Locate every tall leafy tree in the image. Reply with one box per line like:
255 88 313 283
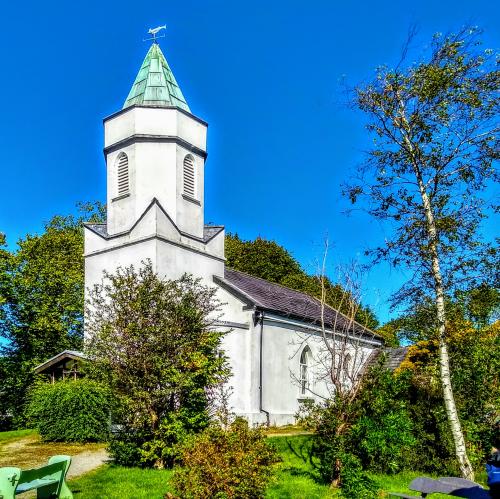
346 27 499 478
225 233 379 329
0 202 104 424
85 262 229 468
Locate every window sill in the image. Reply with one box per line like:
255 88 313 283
112 193 130 202
297 396 314 402
182 194 201 206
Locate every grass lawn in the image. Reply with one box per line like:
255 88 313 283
69 466 174 499
1 430 488 498
67 435 470 498
68 435 332 499
0 429 36 443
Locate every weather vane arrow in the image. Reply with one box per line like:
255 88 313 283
143 25 166 43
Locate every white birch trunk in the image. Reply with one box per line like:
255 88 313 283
397 102 474 479
415 169 475 481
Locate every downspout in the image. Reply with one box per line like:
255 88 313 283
256 309 270 426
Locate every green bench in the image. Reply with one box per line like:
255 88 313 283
0 455 72 499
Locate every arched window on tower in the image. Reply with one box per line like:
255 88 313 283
299 347 312 396
183 154 196 198
116 152 129 196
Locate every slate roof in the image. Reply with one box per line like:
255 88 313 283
86 223 108 237
217 269 381 339
363 346 409 373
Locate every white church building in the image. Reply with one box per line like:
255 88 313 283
38 41 386 425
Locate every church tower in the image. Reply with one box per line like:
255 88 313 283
104 42 207 238
84 40 224 286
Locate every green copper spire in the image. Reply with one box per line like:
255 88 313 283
123 43 190 112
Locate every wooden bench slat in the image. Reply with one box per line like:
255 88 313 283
18 460 65 484
16 477 59 492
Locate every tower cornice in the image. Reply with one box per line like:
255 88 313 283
103 104 208 127
103 134 208 159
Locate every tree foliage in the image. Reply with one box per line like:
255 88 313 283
347 29 498 306
399 313 500 471
298 361 414 496
346 26 499 478
225 233 379 329
0 202 105 425
85 262 230 468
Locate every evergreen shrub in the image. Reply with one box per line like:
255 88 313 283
27 379 110 442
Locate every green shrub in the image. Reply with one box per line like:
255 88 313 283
27 379 110 442
108 432 143 467
337 453 377 499
351 368 416 473
302 362 415 497
86 266 230 469
109 402 210 468
172 418 280 499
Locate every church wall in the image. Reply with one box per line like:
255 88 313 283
134 142 178 224
260 316 380 426
106 144 137 235
220 327 254 417
83 237 158 339
104 107 207 152
155 238 224 283
211 288 258 421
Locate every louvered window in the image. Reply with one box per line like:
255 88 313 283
116 153 129 196
183 155 196 198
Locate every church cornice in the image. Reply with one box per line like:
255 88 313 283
84 233 226 263
103 134 207 159
103 104 208 127
84 198 224 245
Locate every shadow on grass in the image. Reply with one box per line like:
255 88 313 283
281 436 324 484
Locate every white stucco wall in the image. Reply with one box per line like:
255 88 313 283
258 314 380 426
104 106 207 238
104 106 207 151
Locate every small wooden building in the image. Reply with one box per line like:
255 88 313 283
34 350 86 383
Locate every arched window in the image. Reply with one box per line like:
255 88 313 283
116 152 129 196
299 347 311 396
183 154 196 198
343 353 352 375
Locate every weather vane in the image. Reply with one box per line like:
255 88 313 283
143 25 166 43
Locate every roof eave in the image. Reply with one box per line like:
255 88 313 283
34 350 86 374
256 306 382 341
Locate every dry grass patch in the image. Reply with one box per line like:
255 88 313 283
0 433 105 469
265 424 312 437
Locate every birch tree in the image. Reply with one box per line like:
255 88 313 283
346 27 499 479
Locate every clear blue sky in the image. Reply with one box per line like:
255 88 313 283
0 0 498 323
